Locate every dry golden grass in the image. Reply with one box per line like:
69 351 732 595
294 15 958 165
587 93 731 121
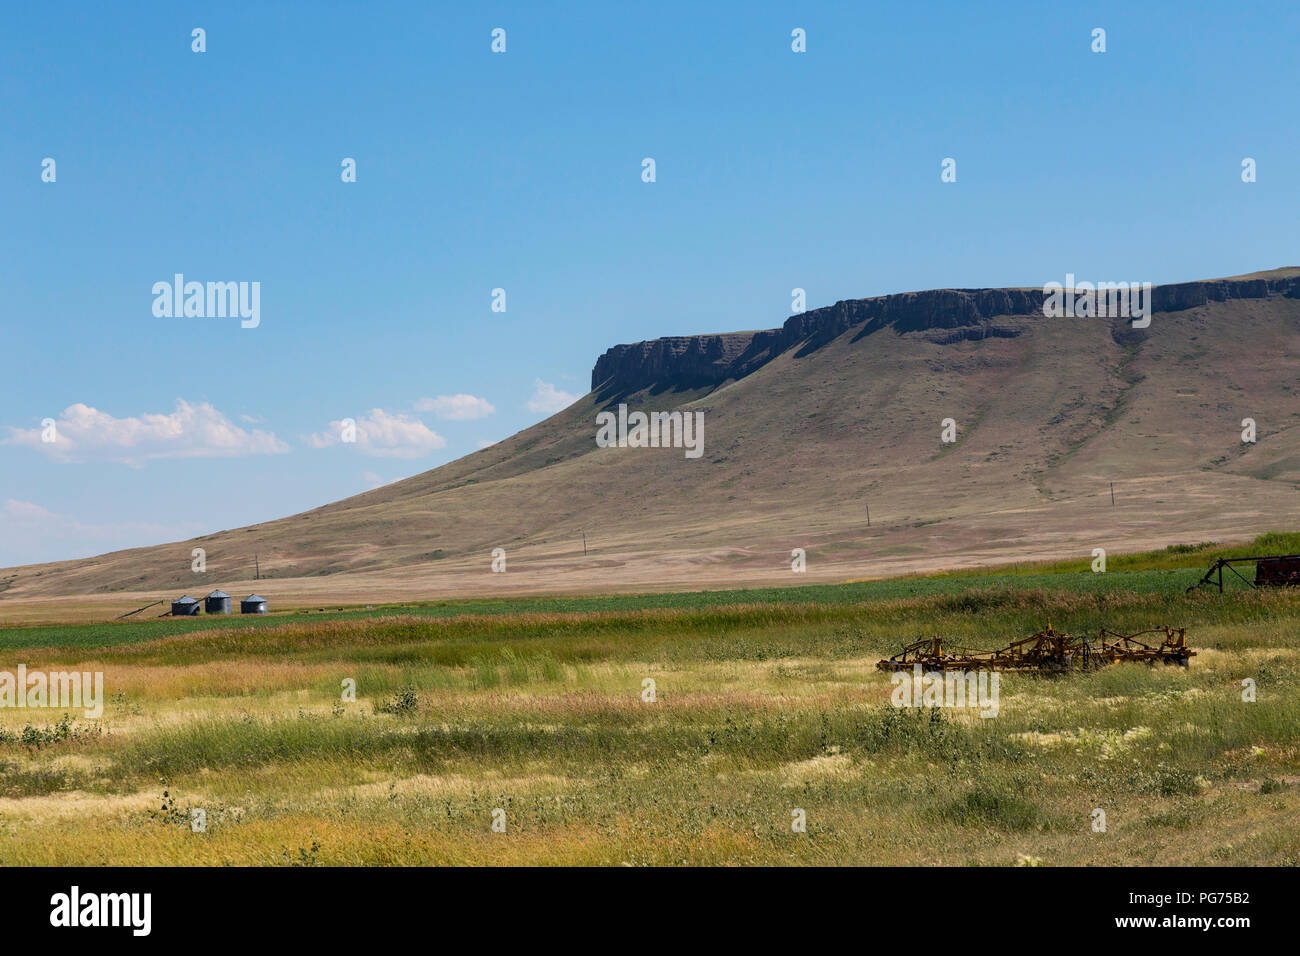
1 583 1298 866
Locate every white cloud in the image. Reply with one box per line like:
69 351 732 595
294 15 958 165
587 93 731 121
2 400 288 467
3 499 58 523
526 379 579 415
362 470 395 489
0 499 205 567
476 438 500 449
307 408 446 459
413 394 495 420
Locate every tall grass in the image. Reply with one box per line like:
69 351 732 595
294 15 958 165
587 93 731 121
1 562 1297 865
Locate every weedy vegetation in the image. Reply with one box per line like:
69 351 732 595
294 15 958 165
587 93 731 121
0 546 1297 865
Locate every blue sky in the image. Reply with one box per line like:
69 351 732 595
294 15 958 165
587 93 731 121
2 1 1297 566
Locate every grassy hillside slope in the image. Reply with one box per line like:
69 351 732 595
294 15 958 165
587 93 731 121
3 271 1298 616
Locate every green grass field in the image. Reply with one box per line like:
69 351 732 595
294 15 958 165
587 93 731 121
1 535 1297 865
8 532 1295 651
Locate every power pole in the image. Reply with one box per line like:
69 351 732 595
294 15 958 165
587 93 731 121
255 553 260 580
581 530 587 555
866 503 870 527
1110 483 1115 506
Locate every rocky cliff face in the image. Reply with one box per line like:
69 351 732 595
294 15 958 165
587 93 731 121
590 274 1300 394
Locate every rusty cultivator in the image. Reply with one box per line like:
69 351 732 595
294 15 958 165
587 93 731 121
876 621 1194 674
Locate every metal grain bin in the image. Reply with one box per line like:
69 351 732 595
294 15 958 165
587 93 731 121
171 595 201 616
205 589 231 614
240 594 269 614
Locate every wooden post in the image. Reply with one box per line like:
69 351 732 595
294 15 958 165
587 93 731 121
1110 483 1115 506
866 503 870 527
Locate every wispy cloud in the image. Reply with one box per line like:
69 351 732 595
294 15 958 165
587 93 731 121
307 409 446 459
413 394 496 420
3 400 288 467
526 379 579 415
0 499 205 567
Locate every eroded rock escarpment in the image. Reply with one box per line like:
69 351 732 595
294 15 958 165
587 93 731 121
591 274 1300 395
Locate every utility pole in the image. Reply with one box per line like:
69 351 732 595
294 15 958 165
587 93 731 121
866 503 870 527
255 553 260 581
1110 483 1115 506
581 530 587 555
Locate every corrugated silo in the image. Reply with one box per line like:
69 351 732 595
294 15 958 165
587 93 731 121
171 595 201 616
205 590 231 614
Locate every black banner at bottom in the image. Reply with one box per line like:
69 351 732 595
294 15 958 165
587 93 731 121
0 865 1272 942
